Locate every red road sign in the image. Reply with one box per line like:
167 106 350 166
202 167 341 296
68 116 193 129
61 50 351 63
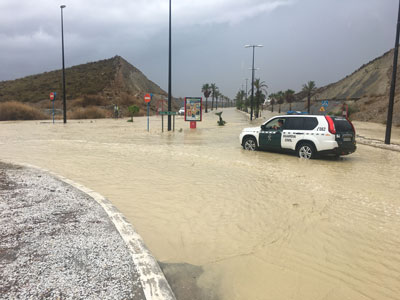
144 93 151 103
50 92 55 101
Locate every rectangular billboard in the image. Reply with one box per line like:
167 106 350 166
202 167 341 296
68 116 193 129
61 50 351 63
184 97 202 122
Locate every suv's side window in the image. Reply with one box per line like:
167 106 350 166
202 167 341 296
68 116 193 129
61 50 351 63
264 118 285 130
285 117 318 130
303 117 318 130
285 117 303 130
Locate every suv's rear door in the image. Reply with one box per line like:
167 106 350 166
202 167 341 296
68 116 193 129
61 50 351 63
331 116 356 153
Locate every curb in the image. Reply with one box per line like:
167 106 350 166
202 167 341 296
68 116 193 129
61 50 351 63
2 160 176 300
356 136 400 152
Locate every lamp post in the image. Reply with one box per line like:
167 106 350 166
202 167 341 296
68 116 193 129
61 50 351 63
60 5 67 124
167 0 172 131
385 0 400 144
245 78 248 101
245 45 263 120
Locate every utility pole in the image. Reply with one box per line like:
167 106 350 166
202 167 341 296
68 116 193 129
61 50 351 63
245 45 263 121
167 0 172 131
245 78 248 101
60 5 67 124
385 0 400 144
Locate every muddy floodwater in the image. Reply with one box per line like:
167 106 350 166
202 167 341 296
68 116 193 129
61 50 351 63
1 108 400 300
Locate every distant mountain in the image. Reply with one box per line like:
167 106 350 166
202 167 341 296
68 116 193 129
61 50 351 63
0 56 178 113
290 49 400 125
313 49 394 100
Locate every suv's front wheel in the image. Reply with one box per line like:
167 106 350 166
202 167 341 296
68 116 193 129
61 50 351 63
243 136 258 151
297 142 316 159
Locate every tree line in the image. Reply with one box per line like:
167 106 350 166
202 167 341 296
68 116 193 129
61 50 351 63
201 83 232 112
234 80 318 118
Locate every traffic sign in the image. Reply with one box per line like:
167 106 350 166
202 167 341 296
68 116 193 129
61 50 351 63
50 92 56 101
320 106 325 112
144 93 151 103
159 111 177 115
322 100 329 107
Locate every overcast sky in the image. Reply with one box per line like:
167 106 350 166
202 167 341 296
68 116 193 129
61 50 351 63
0 0 397 99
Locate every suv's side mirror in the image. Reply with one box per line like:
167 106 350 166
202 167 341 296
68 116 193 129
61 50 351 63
261 125 266 131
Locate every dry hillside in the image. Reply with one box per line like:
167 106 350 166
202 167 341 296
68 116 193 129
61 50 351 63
307 49 400 125
0 56 179 117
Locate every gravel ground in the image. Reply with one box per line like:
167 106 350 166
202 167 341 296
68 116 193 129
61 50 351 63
0 162 146 299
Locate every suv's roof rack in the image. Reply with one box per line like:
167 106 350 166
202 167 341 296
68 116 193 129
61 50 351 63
286 111 308 115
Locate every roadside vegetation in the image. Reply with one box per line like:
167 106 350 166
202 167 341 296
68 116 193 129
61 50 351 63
0 101 48 121
68 106 109 119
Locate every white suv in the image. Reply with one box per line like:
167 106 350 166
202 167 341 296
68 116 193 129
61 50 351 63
239 114 356 159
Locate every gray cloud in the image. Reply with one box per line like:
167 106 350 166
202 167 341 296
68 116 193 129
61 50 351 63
0 0 397 99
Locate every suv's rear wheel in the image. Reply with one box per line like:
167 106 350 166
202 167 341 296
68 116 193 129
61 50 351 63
243 136 258 151
297 142 316 159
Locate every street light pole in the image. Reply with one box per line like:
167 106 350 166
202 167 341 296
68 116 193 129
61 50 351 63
245 78 248 101
385 0 400 144
60 5 67 124
245 45 263 121
167 0 172 131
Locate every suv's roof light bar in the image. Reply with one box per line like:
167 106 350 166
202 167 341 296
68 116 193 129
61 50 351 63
286 111 308 115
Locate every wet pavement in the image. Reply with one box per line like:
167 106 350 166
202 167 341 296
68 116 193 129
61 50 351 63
1 108 400 300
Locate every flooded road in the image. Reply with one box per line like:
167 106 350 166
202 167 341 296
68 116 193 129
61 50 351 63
1 108 400 300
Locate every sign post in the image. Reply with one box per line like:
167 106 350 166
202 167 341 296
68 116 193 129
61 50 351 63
49 92 56 124
184 97 202 129
320 100 328 114
144 93 152 131
159 111 176 132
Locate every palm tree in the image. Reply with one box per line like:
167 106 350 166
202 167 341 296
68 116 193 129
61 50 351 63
284 89 295 111
268 93 277 112
235 90 246 110
276 91 284 113
270 98 276 112
202 83 211 113
253 79 268 118
302 81 317 114
210 83 217 111
215 90 220 110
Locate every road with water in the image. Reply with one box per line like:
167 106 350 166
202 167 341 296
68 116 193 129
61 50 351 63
1 108 399 300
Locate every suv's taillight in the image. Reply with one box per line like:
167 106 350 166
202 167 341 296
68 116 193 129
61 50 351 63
325 116 336 134
346 118 356 134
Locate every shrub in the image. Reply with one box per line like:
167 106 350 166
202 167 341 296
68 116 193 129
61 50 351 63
128 105 140 122
0 101 48 121
69 106 108 119
215 111 226 126
347 103 359 117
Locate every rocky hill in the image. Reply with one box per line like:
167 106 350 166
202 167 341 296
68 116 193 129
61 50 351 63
0 56 178 115
299 49 400 125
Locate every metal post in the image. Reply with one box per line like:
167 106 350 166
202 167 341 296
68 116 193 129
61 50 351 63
60 5 67 124
162 115 164 132
147 103 150 132
167 0 172 131
52 99 55 124
250 46 255 120
385 0 400 144
173 114 175 131
245 78 248 102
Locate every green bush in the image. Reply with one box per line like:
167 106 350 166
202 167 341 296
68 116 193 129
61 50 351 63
128 105 140 122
